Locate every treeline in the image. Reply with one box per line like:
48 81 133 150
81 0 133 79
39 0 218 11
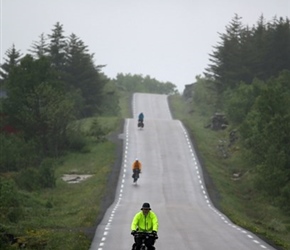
0 22 177 180
206 14 290 95
113 73 178 95
187 15 290 212
0 22 117 178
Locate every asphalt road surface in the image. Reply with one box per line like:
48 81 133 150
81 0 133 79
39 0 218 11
90 93 276 250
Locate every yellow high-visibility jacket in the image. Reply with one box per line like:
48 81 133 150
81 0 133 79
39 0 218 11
131 211 159 232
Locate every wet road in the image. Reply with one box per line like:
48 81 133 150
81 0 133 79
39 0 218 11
90 93 276 250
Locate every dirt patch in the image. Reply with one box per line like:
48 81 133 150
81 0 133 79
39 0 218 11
61 174 93 183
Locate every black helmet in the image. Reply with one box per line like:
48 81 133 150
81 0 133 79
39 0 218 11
141 202 151 210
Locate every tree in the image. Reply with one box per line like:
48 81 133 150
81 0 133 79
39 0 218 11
206 14 290 115
29 33 49 58
206 14 246 93
240 71 290 204
47 22 67 71
263 17 290 79
3 55 75 156
65 33 106 117
114 73 177 94
250 15 268 80
0 44 22 84
225 79 263 125
99 75 120 115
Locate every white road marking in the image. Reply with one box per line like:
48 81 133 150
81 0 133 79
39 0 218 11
179 122 270 249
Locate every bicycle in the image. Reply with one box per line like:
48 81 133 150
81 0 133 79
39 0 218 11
132 169 140 184
138 120 144 128
132 231 158 250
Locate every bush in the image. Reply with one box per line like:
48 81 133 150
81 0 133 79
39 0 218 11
279 183 290 213
0 134 39 172
89 119 108 142
15 159 56 191
0 178 23 223
66 131 87 152
15 168 40 191
39 158 56 188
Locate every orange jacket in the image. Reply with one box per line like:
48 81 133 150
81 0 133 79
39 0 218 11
132 160 142 170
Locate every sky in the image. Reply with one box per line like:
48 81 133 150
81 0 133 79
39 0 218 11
0 0 289 92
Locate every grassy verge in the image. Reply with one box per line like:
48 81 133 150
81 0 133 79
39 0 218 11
1 114 123 250
168 94 290 250
0 92 132 250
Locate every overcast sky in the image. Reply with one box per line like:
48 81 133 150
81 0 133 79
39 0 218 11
1 0 289 92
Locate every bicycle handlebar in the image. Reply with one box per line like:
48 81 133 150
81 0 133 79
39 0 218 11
133 232 158 239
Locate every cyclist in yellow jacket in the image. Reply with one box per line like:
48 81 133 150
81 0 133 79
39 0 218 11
131 202 158 250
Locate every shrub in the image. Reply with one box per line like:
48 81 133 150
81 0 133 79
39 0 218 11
39 158 56 188
279 183 290 213
14 159 56 191
15 168 40 191
66 131 87 151
0 134 40 173
0 178 23 223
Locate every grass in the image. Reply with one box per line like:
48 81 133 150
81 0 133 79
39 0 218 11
168 94 290 250
1 92 132 250
1 115 121 249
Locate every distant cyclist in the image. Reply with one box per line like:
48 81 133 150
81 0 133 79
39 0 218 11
138 113 144 128
131 202 159 250
132 158 142 183
138 112 144 123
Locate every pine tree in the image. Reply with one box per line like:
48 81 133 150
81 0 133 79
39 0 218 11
47 22 67 70
28 33 49 58
65 33 106 117
3 55 75 156
264 17 290 79
0 44 22 84
206 14 245 92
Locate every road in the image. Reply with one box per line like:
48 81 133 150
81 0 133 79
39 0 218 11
90 93 276 250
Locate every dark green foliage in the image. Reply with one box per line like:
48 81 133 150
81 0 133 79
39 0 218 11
280 183 290 213
29 33 49 59
15 159 56 191
195 14 290 215
89 118 108 143
0 134 39 172
240 71 290 209
263 17 290 79
206 15 290 102
15 168 41 191
64 33 107 117
0 44 22 84
47 22 67 71
114 73 178 94
0 178 23 223
191 76 218 116
101 77 120 116
206 14 246 94
38 158 56 188
66 130 87 152
224 79 264 125
0 21 112 169
3 55 76 157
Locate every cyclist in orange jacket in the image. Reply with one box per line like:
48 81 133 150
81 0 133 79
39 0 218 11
132 158 142 183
